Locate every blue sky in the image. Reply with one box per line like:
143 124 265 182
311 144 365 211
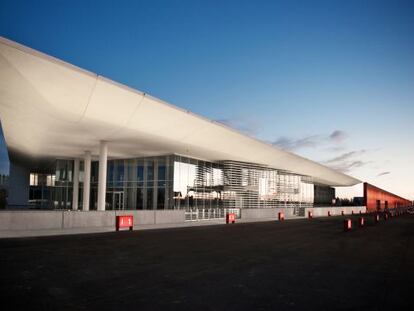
0 0 413 199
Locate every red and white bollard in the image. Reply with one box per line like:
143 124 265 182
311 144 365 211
278 212 285 221
226 213 236 224
308 211 313 219
358 217 365 227
344 219 352 232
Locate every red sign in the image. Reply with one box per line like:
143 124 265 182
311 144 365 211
226 213 236 224
116 215 133 231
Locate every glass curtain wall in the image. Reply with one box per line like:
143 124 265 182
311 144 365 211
90 155 174 210
51 159 73 209
49 155 317 211
220 161 314 209
173 155 224 210
172 157 314 210
29 173 55 208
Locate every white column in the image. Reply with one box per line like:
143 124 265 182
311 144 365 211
72 158 80 210
83 151 91 211
97 141 108 211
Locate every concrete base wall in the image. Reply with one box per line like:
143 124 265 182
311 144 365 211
241 208 276 219
0 211 63 230
239 207 366 219
306 206 366 217
241 208 297 219
155 210 185 224
0 209 187 231
63 211 115 228
0 206 367 232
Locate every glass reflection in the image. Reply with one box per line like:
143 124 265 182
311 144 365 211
48 155 328 212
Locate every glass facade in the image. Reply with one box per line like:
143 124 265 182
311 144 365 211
40 155 334 215
29 173 55 208
173 155 224 211
220 161 314 211
89 156 174 210
52 159 73 209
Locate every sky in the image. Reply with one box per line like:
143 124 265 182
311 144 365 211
0 0 413 199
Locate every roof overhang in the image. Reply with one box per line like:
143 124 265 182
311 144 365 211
0 37 360 186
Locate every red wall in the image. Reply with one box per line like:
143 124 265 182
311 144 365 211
364 182 411 212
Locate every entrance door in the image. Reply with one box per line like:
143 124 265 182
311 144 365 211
112 192 124 210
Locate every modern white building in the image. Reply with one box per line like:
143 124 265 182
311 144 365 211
0 36 360 221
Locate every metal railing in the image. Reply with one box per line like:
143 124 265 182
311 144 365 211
185 208 240 221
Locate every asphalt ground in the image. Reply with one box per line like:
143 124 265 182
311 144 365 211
1 213 414 310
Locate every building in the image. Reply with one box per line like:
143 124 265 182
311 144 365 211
0 36 365 222
364 182 411 212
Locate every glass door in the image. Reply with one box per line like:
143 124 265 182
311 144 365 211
112 191 124 210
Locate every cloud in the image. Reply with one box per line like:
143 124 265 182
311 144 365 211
329 130 347 142
327 160 370 173
325 150 366 163
324 150 369 173
272 135 321 151
326 146 346 152
216 117 261 136
272 131 372 174
377 171 391 177
273 130 348 151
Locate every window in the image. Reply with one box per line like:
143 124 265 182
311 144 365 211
146 161 154 181
157 188 165 209
147 188 153 209
137 161 144 181
158 165 166 181
136 188 143 210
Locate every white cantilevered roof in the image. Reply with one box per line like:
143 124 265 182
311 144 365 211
0 36 360 186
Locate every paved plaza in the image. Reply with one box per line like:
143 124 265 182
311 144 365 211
1 214 413 310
